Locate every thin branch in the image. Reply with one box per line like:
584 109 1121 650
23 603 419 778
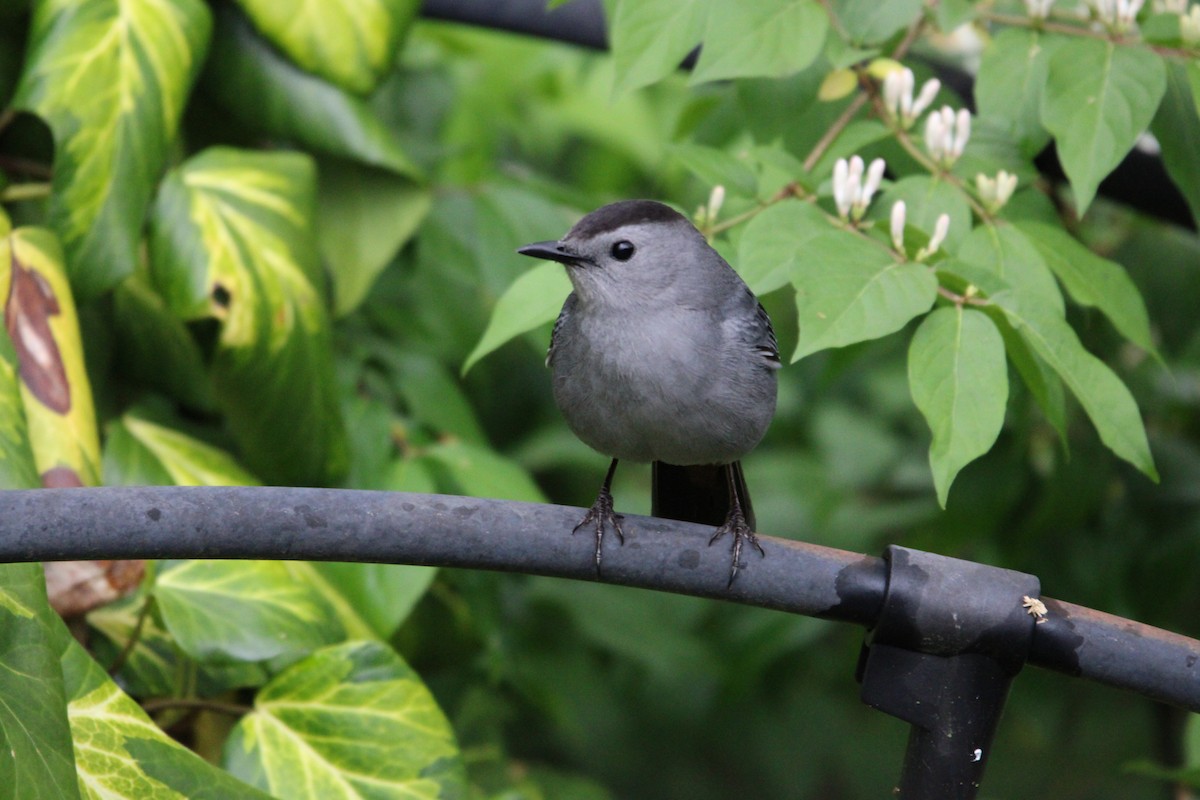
107 595 157 676
0 155 53 181
980 10 1200 59
803 94 870 174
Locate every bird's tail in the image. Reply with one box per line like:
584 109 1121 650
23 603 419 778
651 461 755 529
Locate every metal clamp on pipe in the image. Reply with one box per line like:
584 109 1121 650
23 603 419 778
857 545 1041 800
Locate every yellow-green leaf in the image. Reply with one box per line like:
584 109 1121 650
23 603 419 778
223 641 466 800
14 0 211 299
148 147 348 485
0 227 99 486
234 0 419 94
62 635 274 799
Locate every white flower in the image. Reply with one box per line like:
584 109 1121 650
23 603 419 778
917 213 951 260
924 107 972 167
976 171 1019 211
707 185 725 223
1089 0 1145 30
1182 5 1200 44
1025 0 1056 18
1153 0 1187 12
890 201 907 251
832 156 887 221
882 68 941 129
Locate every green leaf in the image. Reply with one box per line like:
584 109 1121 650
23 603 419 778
154 560 344 664
790 231 938 361
975 28 1058 154
909 307 1008 507
690 0 827 84
1016 220 1156 355
0 563 80 799
301 562 436 640
223 641 466 799
61 634 274 800
426 440 547 502
1151 61 1200 229
204 5 420 177
832 0 923 45
610 0 707 94
956 223 1063 313
462 262 571 375
148 147 348 486
1041 39 1167 214
667 143 759 198
13 0 211 299
388 352 488 445
88 596 269 699
233 0 419 94
102 411 260 487
993 311 1067 444
111 276 215 412
872 175 971 252
994 292 1157 481
737 200 832 294
317 159 431 317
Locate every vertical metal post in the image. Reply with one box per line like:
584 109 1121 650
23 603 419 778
857 546 1041 799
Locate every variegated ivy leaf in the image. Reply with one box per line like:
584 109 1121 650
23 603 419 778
223 641 467 799
0 563 79 798
62 634 274 799
154 559 344 665
14 0 211 300
0 227 100 487
102 408 260 487
234 0 419 94
148 147 348 485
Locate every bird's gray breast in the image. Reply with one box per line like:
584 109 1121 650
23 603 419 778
550 302 776 465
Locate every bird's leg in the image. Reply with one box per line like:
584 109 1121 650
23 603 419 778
709 465 764 586
573 458 625 574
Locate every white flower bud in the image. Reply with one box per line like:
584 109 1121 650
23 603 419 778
911 78 941 120
929 213 950 254
976 173 996 202
882 69 906 119
898 69 915 119
925 110 947 161
995 171 1018 206
952 109 972 159
833 158 851 218
845 156 864 219
890 201 907 252
1182 5 1200 44
976 171 1019 211
1153 0 1187 13
857 158 886 217
707 185 725 223
1024 0 1055 19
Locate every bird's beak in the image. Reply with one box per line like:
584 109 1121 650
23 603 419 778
517 241 580 265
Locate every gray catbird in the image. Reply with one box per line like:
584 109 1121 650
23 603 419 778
518 199 779 584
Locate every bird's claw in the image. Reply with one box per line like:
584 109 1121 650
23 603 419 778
573 488 624 574
709 509 764 587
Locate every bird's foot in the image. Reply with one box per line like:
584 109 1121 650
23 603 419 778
573 487 625 575
709 507 764 587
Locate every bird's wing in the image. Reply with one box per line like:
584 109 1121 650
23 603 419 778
546 292 578 368
753 299 781 369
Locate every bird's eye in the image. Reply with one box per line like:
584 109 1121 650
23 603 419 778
610 240 636 261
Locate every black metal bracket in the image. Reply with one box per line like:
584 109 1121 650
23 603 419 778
857 545 1041 799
